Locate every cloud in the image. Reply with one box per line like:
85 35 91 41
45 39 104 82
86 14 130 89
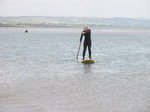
0 0 150 18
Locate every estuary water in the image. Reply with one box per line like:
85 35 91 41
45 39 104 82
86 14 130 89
0 26 150 112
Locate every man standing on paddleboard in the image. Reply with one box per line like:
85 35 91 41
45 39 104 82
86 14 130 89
80 25 92 60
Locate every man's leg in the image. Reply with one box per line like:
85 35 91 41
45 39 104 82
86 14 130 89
88 42 92 59
83 43 88 60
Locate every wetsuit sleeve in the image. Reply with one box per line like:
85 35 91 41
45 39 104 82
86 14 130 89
80 34 83 42
84 29 91 35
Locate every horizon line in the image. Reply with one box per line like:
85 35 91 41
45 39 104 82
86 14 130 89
0 16 150 19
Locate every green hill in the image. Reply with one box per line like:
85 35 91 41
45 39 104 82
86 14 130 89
0 16 150 27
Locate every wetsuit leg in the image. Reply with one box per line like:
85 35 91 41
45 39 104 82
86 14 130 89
83 42 88 60
88 41 92 59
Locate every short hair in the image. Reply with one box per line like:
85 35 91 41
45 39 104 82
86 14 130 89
84 25 88 29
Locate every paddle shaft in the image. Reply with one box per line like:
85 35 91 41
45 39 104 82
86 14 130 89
76 42 81 59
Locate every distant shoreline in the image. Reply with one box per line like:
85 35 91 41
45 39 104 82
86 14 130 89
0 25 150 29
1 16 150 28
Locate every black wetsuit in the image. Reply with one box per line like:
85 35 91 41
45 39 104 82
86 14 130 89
80 29 92 60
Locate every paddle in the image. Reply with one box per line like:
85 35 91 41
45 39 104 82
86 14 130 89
76 42 82 59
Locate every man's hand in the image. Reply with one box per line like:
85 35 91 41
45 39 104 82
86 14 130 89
82 31 85 34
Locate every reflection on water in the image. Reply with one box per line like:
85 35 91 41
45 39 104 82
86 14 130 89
83 64 92 74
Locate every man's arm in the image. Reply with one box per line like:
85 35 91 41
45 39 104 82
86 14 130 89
80 34 84 42
84 29 91 35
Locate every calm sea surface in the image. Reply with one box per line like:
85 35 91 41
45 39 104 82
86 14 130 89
0 27 150 112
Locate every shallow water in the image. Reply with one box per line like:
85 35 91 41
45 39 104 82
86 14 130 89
0 27 150 112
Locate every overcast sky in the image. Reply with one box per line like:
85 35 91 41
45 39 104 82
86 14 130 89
0 0 150 18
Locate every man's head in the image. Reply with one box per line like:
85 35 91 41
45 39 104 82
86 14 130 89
83 25 88 31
